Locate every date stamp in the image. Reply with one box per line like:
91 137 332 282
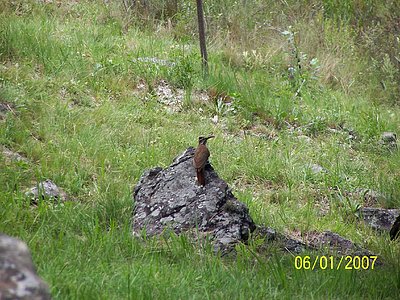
294 255 378 270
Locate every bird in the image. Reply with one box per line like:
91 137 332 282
390 214 400 241
193 135 214 186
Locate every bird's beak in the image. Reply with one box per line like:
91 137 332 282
206 135 215 140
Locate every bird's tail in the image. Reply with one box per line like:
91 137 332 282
196 169 205 186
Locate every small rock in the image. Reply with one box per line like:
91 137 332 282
0 233 52 299
308 163 327 175
380 132 397 149
2 146 28 163
25 179 67 205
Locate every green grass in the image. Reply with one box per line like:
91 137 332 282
1 0 399 299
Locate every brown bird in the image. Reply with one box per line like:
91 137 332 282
390 214 400 241
193 135 214 186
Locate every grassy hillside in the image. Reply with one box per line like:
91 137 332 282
1 0 399 298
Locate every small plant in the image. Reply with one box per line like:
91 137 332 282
168 50 198 89
282 28 321 97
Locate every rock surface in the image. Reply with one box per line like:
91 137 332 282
0 234 51 300
357 207 400 231
25 179 68 205
132 147 256 251
380 131 397 150
255 226 310 254
256 227 378 258
303 231 376 257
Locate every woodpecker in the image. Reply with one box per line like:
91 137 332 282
193 135 214 186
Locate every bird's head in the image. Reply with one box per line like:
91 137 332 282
198 135 215 145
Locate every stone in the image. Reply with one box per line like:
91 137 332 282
307 163 327 175
132 147 256 252
380 132 397 149
1 146 28 163
0 234 51 300
25 179 68 205
357 207 400 231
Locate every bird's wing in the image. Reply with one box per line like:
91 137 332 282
193 146 210 169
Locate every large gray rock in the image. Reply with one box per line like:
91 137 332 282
0 234 51 300
132 147 256 252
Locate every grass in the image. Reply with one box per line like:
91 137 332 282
1 0 400 298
